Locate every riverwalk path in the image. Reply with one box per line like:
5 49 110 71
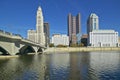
45 47 120 53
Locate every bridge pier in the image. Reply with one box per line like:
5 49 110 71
9 42 19 55
33 46 44 54
0 41 45 55
32 47 39 54
0 41 19 55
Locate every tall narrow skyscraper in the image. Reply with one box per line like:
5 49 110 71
44 22 50 47
28 6 45 46
87 13 99 45
36 6 45 45
68 13 81 45
36 6 44 33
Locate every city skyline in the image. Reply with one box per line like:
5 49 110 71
0 0 120 38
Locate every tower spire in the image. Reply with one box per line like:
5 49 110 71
36 3 45 46
38 6 41 11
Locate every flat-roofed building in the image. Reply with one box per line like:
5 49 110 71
89 30 118 47
52 34 69 46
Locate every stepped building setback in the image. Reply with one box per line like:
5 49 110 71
87 13 99 45
28 6 45 46
87 13 119 47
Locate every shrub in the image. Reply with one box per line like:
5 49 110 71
49 43 54 47
56 44 67 47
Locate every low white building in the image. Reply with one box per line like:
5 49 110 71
89 30 118 47
52 34 69 46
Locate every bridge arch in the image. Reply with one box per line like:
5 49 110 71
32 47 43 54
18 45 35 55
0 46 10 55
37 48 43 53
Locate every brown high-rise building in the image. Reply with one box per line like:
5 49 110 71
44 22 50 47
68 13 81 45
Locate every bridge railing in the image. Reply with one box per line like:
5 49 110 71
23 38 41 44
12 33 22 37
0 29 22 39
22 38 45 47
0 29 45 47
0 30 4 33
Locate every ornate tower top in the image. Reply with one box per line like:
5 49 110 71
38 6 42 11
36 5 43 33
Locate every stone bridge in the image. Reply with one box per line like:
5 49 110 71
0 30 46 55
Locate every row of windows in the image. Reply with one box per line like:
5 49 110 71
90 33 118 35
91 43 118 47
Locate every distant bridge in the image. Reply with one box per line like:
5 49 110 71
0 30 46 55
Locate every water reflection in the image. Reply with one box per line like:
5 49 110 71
0 52 120 80
0 55 47 80
69 53 81 80
46 53 70 80
89 51 120 80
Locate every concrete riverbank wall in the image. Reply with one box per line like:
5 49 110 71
45 47 120 53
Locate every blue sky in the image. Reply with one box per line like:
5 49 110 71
0 0 120 38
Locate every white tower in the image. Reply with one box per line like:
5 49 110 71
87 13 99 34
87 13 99 46
36 6 45 46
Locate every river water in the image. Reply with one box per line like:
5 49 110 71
0 51 120 80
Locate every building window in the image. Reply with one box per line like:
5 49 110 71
94 23 97 29
94 18 96 21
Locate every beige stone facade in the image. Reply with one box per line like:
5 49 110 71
28 6 45 46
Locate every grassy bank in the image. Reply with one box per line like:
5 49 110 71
45 47 120 53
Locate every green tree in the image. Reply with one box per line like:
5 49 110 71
70 43 78 47
49 43 54 47
78 43 84 47
56 44 67 47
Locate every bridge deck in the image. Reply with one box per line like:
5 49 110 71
0 30 46 48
